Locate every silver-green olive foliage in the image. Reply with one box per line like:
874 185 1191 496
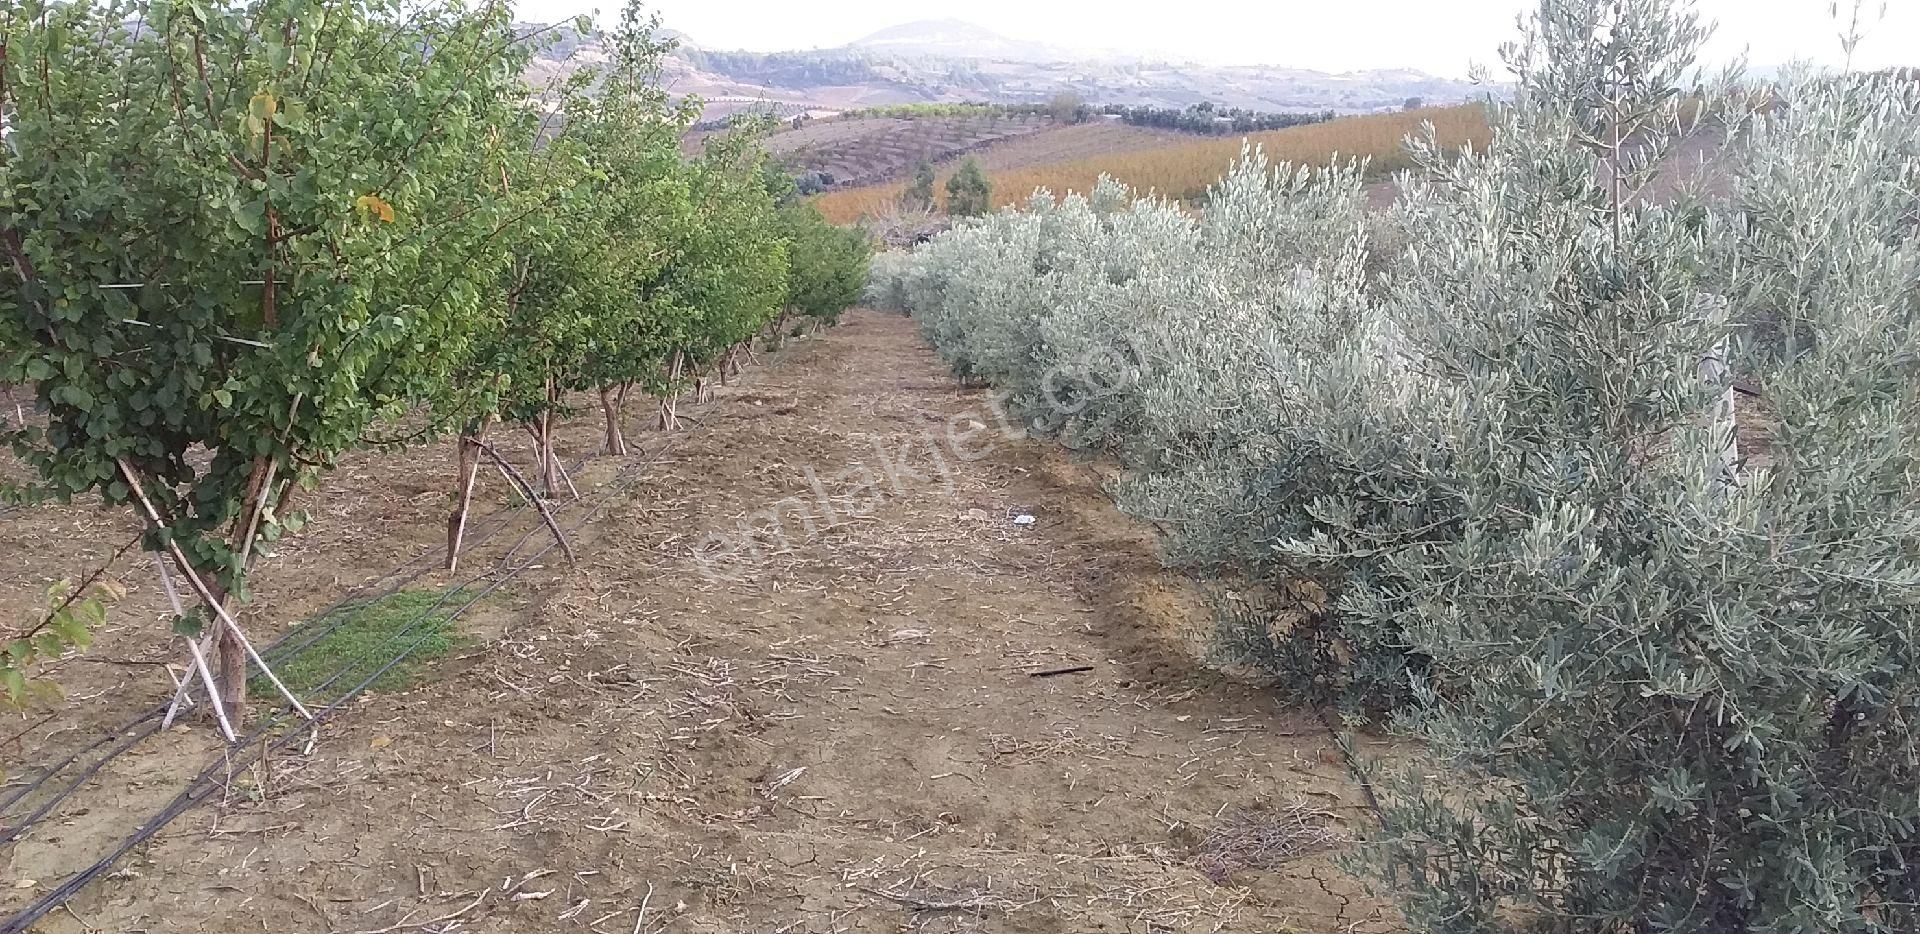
874 0 1920 926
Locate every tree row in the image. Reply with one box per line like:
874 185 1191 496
0 0 870 721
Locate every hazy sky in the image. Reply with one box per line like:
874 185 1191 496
513 0 1918 78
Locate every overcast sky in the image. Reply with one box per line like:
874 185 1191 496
511 0 1918 78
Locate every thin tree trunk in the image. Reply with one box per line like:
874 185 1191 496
211 585 247 714
599 386 627 455
272 472 304 523
216 458 280 716
1700 335 1739 489
476 442 577 566
446 416 493 572
522 418 555 500
113 459 292 725
657 349 684 431
525 419 545 497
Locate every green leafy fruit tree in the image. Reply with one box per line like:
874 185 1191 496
0 0 532 720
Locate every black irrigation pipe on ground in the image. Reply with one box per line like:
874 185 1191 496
0 446 587 833
0 715 167 846
0 431 632 836
0 410 645 824
1 410 672 838
257 442 605 663
0 710 165 818
0 349 793 931
0 401 719 934
0 500 552 842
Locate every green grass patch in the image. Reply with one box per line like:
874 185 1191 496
251 588 467 701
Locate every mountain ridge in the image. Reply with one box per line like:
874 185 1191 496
531 18 1491 117
843 18 1105 63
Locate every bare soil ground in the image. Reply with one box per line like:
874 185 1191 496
1 310 1391 933
776 115 1057 189
961 124 1190 174
717 118 1186 197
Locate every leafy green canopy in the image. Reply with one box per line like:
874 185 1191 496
901 159 936 212
661 133 789 373
944 158 992 217
1306 6 1920 929
1 0 529 596
455 4 699 428
780 201 872 327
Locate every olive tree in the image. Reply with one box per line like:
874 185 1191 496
880 0 1920 927
1311 3 1920 929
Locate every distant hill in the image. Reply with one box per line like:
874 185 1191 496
525 19 1492 120
846 19 1092 63
812 104 1493 223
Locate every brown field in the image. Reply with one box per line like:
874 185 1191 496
958 122 1193 173
0 311 1394 933
815 104 1493 223
691 113 1064 189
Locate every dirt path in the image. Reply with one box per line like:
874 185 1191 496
8 310 1390 933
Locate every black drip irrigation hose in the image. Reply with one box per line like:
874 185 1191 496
0 504 548 844
0 445 596 833
0 350 789 931
256 443 605 663
0 389 699 831
0 710 165 817
0 716 167 845
1 405 712 933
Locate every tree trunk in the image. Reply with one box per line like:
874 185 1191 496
1700 335 1739 489
657 349 684 431
114 459 267 729
446 416 493 572
217 453 283 714
538 376 563 496
211 584 247 715
599 386 627 455
528 416 557 499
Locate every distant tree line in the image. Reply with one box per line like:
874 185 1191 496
842 103 1029 120
1099 101 1336 135
838 98 1341 137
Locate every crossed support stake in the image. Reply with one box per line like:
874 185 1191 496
115 457 313 741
